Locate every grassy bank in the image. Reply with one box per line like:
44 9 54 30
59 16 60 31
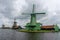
18 29 57 33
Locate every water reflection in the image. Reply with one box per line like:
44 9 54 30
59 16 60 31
24 33 40 40
0 29 60 40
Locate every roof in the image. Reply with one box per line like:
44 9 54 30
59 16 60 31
41 25 54 28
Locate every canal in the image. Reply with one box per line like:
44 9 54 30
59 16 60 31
0 29 60 40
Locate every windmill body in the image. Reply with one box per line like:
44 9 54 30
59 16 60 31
25 4 45 31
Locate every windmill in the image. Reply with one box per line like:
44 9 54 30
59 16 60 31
23 4 45 31
12 18 19 29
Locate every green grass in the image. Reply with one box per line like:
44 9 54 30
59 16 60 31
18 29 56 33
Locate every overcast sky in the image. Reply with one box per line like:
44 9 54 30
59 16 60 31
0 0 60 28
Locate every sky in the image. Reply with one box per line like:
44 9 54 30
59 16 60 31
0 0 60 28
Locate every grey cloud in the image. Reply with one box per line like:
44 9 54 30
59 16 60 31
0 0 15 19
0 0 60 27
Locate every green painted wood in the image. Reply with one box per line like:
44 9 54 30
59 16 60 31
54 24 59 31
25 4 45 31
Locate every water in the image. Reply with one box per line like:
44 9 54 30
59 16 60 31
0 29 60 40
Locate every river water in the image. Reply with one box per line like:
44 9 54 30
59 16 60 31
0 29 60 40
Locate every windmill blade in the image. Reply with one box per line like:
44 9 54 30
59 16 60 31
14 16 30 19
22 13 32 15
35 13 45 14
22 12 45 15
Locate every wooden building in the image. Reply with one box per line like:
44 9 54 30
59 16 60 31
41 24 59 31
41 25 54 30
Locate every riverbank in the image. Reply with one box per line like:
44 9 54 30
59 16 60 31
0 29 59 33
18 29 59 33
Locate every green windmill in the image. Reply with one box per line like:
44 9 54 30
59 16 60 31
25 4 45 31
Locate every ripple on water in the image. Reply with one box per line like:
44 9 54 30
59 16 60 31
0 29 60 40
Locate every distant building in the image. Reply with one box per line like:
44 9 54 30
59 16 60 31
2 24 5 29
2 24 10 29
12 19 22 29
